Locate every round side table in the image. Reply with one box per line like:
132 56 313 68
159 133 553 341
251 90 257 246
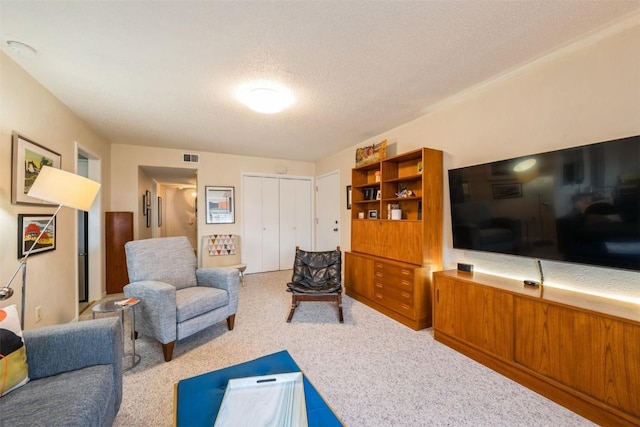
92 298 141 370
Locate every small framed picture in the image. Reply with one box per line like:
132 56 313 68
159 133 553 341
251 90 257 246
18 214 56 258
368 210 378 219
375 189 381 200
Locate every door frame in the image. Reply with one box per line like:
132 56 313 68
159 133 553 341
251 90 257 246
75 144 102 319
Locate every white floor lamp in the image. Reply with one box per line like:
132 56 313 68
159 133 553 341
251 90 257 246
0 166 101 328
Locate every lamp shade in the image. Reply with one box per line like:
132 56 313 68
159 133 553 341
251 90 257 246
27 166 100 211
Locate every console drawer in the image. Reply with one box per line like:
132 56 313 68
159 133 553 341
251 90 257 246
374 289 415 317
374 262 414 292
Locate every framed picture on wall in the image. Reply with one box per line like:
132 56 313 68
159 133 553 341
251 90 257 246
205 186 235 224
17 214 56 258
11 133 62 205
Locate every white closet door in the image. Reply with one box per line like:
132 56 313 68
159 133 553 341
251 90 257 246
279 179 297 269
279 179 312 269
243 176 263 274
244 175 312 273
261 177 280 272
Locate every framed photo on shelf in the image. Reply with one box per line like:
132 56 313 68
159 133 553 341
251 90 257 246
17 214 56 258
11 133 62 205
205 186 235 224
346 185 352 210
368 210 378 219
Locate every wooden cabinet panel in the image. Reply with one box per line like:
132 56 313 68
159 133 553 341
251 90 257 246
105 211 133 294
344 252 373 299
434 275 513 361
514 296 640 418
433 270 640 426
346 252 431 330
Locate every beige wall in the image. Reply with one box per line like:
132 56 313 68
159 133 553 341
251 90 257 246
110 143 315 245
162 187 198 248
318 18 640 300
0 52 112 328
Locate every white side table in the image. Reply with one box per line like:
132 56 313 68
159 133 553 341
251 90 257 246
92 298 141 370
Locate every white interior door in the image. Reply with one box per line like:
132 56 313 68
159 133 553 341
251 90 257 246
316 171 340 251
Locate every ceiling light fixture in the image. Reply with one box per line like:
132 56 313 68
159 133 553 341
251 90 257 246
236 81 294 114
6 40 37 58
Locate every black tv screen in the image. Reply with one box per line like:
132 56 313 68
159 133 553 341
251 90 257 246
448 135 640 272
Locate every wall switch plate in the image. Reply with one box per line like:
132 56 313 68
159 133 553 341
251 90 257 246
457 263 474 273
35 305 42 322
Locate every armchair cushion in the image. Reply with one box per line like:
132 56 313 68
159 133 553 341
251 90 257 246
288 249 342 293
126 236 197 290
176 286 229 322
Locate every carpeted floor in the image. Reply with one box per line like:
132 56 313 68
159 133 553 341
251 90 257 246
86 270 593 426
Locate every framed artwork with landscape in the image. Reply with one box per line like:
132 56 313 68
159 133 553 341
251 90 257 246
17 214 56 258
11 133 62 205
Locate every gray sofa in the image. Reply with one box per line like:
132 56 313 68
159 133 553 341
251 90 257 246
0 317 123 427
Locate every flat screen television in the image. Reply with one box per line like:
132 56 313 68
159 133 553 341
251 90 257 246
448 135 640 272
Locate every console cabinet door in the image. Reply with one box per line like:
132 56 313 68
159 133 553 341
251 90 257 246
514 296 640 417
434 275 513 361
345 252 373 299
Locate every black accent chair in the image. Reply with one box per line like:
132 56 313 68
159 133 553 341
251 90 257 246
286 246 343 323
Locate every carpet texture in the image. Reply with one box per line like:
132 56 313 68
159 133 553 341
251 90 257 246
87 270 593 426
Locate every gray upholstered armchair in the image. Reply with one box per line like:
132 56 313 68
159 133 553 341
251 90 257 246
124 236 240 362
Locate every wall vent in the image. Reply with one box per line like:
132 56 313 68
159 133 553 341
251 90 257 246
182 153 200 163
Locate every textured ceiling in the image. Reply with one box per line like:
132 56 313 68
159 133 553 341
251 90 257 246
1 1 639 165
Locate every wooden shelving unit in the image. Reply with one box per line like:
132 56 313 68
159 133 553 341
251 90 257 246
345 147 443 330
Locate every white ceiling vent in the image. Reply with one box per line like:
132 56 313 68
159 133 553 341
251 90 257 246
182 153 199 163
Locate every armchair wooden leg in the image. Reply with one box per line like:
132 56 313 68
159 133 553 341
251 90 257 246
287 297 298 323
163 341 175 362
226 314 236 330
337 293 344 323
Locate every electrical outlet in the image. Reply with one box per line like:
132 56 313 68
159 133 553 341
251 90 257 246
35 305 42 323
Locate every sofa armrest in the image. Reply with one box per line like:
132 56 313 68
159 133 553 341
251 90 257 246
124 280 177 344
23 317 122 381
196 267 240 313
